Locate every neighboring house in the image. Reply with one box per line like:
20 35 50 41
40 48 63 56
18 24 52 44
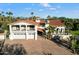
9 20 37 40
47 20 65 35
46 20 72 41
35 19 45 29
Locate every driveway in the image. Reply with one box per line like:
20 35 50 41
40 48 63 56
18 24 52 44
4 39 73 55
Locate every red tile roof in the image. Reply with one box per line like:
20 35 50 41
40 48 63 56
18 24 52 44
37 28 44 32
48 20 64 26
10 19 38 25
9 19 45 32
39 20 45 24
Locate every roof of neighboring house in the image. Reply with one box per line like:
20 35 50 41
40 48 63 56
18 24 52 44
48 20 64 27
37 28 44 32
39 20 45 24
9 19 38 25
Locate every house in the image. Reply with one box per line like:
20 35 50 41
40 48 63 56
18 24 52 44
46 20 66 35
45 19 72 41
9 19 37 40
36 19 45 29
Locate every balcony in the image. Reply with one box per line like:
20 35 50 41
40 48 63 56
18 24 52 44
12 30 35 35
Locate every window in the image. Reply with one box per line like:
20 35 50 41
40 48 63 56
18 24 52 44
12 25 20 31
27 25 35 31
21 25 26 31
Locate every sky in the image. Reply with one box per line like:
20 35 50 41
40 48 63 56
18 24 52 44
0 3 79 18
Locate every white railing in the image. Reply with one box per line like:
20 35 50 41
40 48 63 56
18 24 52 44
27 30 35 35
12 30 35 35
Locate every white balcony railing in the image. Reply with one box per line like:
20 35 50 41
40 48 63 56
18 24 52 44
12 30 35 35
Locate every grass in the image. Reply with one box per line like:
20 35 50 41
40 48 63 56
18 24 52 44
70 30 79 36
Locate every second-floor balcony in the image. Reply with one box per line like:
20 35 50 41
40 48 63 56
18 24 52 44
12 30 36 35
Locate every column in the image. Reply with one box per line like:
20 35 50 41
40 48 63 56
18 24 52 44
26 25 28 40
9 25 12 33
35 25 37 40
62 27 65 35
9 25 13 40
19 25 21 31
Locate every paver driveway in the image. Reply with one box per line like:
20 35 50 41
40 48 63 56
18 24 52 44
4 39 73 55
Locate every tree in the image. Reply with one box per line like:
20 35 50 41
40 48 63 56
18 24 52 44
0 11 5 32
58 17 67 21
47 15 51 20
6 11 13 23
52 16 58 20
16 17 21 19
46 25 55 40
33 16 37 20
0 11 4 22
77 24 79 30
31 12 34 20
70 36 78 54
6 11 13 16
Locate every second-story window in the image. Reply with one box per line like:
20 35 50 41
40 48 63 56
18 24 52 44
27 25 35 31
12 25 20 31
21 25 26 31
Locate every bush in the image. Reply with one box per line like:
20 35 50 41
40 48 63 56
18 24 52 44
0 44 27 55
70 36 79 54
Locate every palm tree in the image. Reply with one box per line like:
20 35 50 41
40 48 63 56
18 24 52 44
31 12 34 20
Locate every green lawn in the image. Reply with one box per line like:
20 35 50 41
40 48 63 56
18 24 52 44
70 30 79 36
